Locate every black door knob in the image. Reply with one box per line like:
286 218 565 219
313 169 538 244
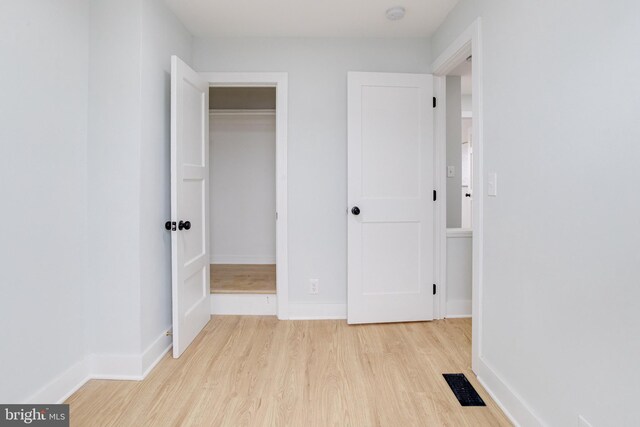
465 193 472 198
178 220 191 230
351 206 360 216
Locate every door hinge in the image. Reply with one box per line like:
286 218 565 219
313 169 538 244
433 190 437 201
433 97 437 108
433 284 437 295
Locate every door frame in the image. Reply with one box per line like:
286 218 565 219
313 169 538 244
198 72 289 320
431 18 483 372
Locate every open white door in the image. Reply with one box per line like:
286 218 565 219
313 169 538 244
347 72 435 324
170 56 210 357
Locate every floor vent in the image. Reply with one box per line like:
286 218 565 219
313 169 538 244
442 373 486 407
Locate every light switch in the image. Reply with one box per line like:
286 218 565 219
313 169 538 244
447 166 455 177
488 172 497 196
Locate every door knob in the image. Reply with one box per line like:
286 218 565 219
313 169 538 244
351 206 360 216
165 221 176 231
465 193 472 198
178 220 191 230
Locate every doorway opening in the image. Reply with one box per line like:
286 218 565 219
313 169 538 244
208 87 277 296
199 72 289 319
432 19 483 373
443 57 473 319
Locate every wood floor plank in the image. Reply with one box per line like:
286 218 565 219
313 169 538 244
66 317 511 426
210 264 276 294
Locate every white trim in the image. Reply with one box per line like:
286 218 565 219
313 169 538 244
199 72 289 320
445 314 472 319
25 358 91 404
210 255 276 265
140 330 172 378
90 328 172 381
446 228 473 238
210 293 277 316
433 75 447 321
90 354 145 380
432 18 484 372
24 329 172 403
446 299 472 318
476 358 546 426
431 21 476 77
288 303 347 320
462 110 473 118
199 72 285 87
209 109 275 116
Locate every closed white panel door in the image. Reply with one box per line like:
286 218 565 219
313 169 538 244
347 72 434 324
171 56 210 357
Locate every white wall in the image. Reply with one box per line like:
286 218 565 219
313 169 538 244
1 0 190 403
88 0 143 360
193 38 431 303
0 0 89 402
446 231 472 317
88 0 192 375
446 76 462 228
432 1 640 425
461 95 472 113
210 114 276 264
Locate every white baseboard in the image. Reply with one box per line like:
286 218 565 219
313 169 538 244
210 255 276 264
209 296 346 320
141 330 172 378
24 329 172 404
90 328 172 380
446 228 473 238
476 357 545 427
446 299 472 318
25 357 91 404
210 293 277 315
89 354 145 380
288 303 347 320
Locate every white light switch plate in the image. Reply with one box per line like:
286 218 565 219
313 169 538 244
488 172 497 196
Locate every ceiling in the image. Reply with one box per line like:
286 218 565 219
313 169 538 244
164 0 459 38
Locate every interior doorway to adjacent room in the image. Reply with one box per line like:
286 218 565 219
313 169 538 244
432 19 483 372
443 56 474 320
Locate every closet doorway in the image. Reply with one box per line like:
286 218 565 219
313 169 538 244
209 87 276 298
202 73 289 319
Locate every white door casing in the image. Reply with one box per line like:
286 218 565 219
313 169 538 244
171 56 210 357
347 72 435 324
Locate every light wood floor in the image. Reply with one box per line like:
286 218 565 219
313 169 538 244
66 317 510 426
210 264 276 294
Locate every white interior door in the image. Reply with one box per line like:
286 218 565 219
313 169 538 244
347 72 434 324
170 55 210 357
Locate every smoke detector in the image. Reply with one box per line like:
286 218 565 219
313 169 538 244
386 6 406 21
